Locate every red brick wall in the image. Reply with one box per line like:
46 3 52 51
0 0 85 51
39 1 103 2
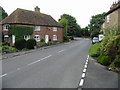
32 26 63 42
2 24 63 45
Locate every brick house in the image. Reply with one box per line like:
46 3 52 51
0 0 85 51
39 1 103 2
102 0 120 29
1 6 63 45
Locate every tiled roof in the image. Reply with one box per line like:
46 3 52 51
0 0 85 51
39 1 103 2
2 8 62 27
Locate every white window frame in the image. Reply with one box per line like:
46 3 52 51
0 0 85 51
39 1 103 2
53 27 57 31
4 35 9 42
3 25 9 31
24 35 30 40
107 15 110 23
34 26 40 31
34 35 40 42
53 35 57 41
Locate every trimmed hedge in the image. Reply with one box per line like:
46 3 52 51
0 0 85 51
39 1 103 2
26 39 36 49
15 38 26 50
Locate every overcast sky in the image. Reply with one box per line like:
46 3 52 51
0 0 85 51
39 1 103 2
0 0 117 28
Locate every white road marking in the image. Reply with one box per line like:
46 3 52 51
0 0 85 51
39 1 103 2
28 55 52 66
84 64 87 68
0 74 7 78
85 62 88 65
17 68 21 70
83 68 87 73
58 50 64 53
82 73 86 78
79 79 84 86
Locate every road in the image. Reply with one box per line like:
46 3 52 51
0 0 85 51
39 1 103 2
2 38 91 88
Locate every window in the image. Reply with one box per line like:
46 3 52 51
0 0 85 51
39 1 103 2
107 15 110 23
34 35 40 42
3 25 9 31
53 27 57 31
24 35 30 40
53 35 57 41
34 26 40 31
4 35 9 42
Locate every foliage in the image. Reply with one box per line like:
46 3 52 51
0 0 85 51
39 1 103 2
2 45 18 53
97 55 111 66
41 39 45 42
0 6 8 22
2 41 10 46
81 27 90 37
89 43 101 57
88 12 106 38
15 38 26 50
26 39 36 49
36 42 46 48
111 55 120 68
8 26 33 39
59 14 81 37
102 26 120 36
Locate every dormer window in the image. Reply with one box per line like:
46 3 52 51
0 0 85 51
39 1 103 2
34 26 40 31
53 27 57 31
3 25 9 31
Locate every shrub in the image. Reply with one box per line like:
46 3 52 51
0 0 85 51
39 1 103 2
26 39 36 49
89 43 101 57
15 38 26 50
97 55 111 66
63 36 69 42
111 55 120 68
2 41 10 46
2 45 18 53
41 39 45 42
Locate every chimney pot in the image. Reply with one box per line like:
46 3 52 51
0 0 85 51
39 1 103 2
35 6 40 12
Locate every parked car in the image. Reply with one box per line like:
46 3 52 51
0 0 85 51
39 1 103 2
92 37 99 44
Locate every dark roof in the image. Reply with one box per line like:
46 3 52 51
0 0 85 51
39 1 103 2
105 2 120 16
2 8 63 27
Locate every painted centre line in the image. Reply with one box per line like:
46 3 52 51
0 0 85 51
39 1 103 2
28 55 52 66
58 50 65 53
0 74 7 78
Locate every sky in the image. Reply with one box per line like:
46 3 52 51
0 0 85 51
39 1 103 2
0 0 117 28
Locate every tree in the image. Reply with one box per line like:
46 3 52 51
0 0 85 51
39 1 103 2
59 14 81 36
0 6 8 22
88 12 106 38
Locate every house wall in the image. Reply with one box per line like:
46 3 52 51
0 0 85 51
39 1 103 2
118 9 120 27
32 26 63 42
104 10 119 28
2 24 63 45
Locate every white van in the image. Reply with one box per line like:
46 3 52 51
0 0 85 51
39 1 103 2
99 34 104 42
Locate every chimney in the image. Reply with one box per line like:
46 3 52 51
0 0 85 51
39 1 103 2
34 6 40 12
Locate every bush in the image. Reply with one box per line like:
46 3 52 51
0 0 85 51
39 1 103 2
97 55 111 66
15 38 26 50
111 55 120 68
2 45 18 53
41 39 45 42
89 43 101 57
2 42 10 46
63 36 69 42
26 39 36 49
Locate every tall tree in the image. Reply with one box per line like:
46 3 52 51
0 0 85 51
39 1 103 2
88 12 106 38
59 14 81 36
0 6 8 22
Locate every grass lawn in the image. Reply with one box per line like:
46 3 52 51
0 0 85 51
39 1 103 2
89 42 101 57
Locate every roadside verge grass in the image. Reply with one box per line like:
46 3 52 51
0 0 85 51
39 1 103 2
89 43 101 57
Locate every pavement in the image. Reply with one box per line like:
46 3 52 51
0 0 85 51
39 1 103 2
80 56 119 90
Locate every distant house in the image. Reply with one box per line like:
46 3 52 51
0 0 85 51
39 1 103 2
102 1 120 29
1 6 63 45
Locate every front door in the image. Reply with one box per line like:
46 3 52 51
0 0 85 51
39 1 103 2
45 35 49 43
